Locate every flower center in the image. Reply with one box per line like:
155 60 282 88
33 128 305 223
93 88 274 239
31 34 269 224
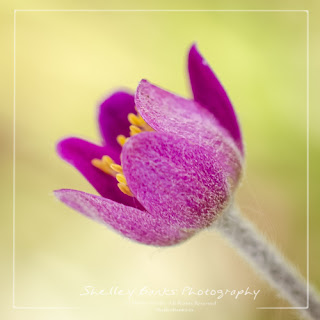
91 111 153 197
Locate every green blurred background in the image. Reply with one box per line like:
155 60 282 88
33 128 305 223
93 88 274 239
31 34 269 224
1 1 320 319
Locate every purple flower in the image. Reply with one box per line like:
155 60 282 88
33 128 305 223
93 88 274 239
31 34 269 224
54 44 243 246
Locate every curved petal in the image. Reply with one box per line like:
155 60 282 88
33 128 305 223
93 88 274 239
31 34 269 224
98 91 135 154
135 80 241 160
122 132 240 229
54 189 195 246
188 44 243 153
56 137 142 209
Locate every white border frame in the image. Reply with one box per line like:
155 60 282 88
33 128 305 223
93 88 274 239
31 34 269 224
12 9 309 311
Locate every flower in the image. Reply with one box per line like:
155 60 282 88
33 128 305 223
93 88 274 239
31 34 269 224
54 44 244 246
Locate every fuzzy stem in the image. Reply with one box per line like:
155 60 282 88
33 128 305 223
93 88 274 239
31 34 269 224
212 205 320 320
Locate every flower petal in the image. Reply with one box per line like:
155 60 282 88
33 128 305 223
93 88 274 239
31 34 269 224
98 91 135 154
122 132 240 229
54 189 195 246
188 44 243 153
56 137 142 208
135 80 240 154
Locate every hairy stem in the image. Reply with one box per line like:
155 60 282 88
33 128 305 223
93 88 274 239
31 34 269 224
212 205 320 320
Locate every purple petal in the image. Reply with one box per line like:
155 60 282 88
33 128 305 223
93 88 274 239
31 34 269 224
188 44 243 153
135 80 240 158
122 132 240 230
56 137 142 208
54 189 195 246
98 91 135 154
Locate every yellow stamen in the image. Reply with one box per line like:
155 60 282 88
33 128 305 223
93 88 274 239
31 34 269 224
116 173 127 184
91 110 154 199
92 158 133 197
128 113 154 133
110 163 123 173
129 125 142 136
116 134 127 146
117 183 133 197
128 113 145 127
102 155 114 165
91 158 114 175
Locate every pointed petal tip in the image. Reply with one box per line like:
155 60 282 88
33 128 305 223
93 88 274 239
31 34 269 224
55 137 77 159
188 42 201 58
54 189 78 208
54 189 65 203
189 42 198 52
188 43 210 70
136 79 149 90
53 188 65 198
187 44 244 154
54 188 75 201
135 79 154 103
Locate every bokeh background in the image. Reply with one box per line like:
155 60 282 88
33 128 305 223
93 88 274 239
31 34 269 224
1 1 320 320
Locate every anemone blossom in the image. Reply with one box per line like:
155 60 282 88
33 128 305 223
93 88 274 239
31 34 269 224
54 44 320 319
54 44 243 246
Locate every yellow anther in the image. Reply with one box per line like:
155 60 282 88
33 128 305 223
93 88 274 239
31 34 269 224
116 173 127 184
128 113 154 133
128 113 145 127
91 110 154 199
129 125 142 136
116 134 127 146
110 163 123 173
91 158 102 168
91 158 114 175
102 155 114 165
117 183 133 197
